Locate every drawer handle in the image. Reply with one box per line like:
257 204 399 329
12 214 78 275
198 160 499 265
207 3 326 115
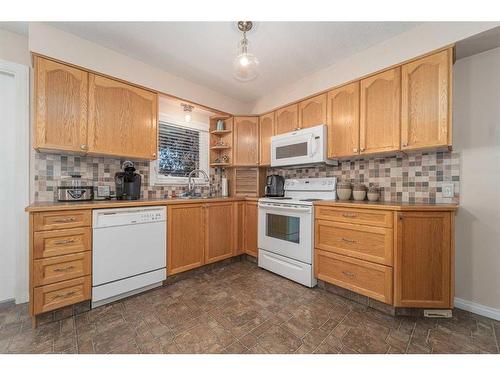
53 265 75 272
54 291 77 300
341 237 357 243
342 271 355 278
342 213 358 218
53 217 76 223
53 239 76 245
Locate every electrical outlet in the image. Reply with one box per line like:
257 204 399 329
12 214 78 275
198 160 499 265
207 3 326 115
442 183 454 198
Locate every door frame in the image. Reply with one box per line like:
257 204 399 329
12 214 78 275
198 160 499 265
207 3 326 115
0 59 29 303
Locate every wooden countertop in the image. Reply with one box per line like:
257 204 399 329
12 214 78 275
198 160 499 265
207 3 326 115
25 196 251 212
314 200 458 211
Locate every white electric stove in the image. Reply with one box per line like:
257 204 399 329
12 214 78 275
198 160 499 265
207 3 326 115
257 177 337 287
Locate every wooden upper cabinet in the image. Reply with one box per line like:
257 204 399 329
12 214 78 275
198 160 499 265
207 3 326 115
360 67 401 155
34 57 88 153
205 202 234 264
327 82 360 158
167 204 205 275
275 104 298 135
87 74 158 160
401 49 452 150
259 112 275 166
394 211 452 308
298 93 327 129
233 116 259 166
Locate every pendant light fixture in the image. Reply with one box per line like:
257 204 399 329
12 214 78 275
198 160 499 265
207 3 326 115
181 103 194 123
233 21 259 82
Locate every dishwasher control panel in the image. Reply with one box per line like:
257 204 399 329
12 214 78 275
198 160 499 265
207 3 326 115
93 206 166 228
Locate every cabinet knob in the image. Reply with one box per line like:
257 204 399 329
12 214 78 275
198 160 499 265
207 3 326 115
152 152 156 158
402 143 408 148
80 144 87 150
360 147 365 152
353 148 358 153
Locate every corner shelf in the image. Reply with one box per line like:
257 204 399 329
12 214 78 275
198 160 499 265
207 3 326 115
209 116 233 167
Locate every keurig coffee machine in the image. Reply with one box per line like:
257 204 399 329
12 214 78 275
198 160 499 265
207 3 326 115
115 161 141 200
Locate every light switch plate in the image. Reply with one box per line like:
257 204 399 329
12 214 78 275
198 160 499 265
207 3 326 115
97 185 111 197
442 183 454 198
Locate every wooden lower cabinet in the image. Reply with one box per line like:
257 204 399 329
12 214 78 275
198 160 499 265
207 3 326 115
315 205 456 309
394 211 453 308
243 201 259 257
28 209 93 325
234 202 246 255
205 202 234 264
167 204 205 275
168 200 258 275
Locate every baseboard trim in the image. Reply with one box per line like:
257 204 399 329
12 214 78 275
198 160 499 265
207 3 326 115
454 297 500 321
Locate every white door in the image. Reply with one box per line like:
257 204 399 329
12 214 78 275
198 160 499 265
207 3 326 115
0 60 29 303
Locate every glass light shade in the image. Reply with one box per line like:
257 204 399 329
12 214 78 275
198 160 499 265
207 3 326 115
233 52 259 81
184 113 192 123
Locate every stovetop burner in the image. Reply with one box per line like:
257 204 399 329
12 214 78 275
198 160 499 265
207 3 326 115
264 196 291 200
299 199 323 202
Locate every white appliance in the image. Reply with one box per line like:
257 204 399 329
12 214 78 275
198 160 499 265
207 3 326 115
92 206 167 307
258 177 337 287
271 124 337 167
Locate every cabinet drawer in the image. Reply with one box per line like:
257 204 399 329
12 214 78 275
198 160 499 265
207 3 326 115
315 220 393 265
33 252 91 287
34 227 91 259
34 210 91 231
33 276 91 314
315 206 393 228
315 250 393 304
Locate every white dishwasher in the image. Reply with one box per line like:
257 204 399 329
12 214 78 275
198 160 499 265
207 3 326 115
92 206 166 308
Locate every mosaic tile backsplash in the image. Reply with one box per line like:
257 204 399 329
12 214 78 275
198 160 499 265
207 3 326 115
33 152 223 202
267 151 460 204
33 150 459 204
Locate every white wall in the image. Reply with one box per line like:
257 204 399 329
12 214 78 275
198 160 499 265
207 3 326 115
453 46 500 315
0 60 29 303
0 29 30 66
28 23 249 115
250 22 500 114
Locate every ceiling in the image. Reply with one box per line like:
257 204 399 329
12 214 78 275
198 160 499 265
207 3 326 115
48 22 423 103
2 22 421 103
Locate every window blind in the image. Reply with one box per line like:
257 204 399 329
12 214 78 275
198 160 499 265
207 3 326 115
157 122 208 178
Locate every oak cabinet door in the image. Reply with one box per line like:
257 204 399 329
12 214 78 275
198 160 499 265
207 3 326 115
275 104 298 135
259 112 275 166
205 202 234 264
298 93 327 129
394 211 452 308
233 116 259 166
234 202 246 255
360 67 401 155
34 57 88 153
167 204 205 275
401 49 451 150
88 74 158 160
244 202 258 257
327 82 360 158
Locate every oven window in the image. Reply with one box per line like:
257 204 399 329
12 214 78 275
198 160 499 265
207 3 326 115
266 213 300 243
275 142 308 159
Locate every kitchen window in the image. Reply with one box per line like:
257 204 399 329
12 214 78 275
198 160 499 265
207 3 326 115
150 120 209 185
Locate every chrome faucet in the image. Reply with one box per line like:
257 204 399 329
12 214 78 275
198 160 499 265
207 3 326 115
186 169 211 197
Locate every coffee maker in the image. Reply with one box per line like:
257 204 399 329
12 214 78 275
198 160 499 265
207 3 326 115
115 161 141 200
264 175 285 197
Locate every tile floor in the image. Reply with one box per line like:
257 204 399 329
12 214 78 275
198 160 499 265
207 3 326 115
1 261 499 354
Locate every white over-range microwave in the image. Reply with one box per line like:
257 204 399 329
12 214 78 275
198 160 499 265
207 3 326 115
270 124 337 167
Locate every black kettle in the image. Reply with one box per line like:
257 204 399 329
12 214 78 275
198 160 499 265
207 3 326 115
264 175 285 197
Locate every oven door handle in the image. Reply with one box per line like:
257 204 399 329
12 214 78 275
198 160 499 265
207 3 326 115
258 203 312 213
